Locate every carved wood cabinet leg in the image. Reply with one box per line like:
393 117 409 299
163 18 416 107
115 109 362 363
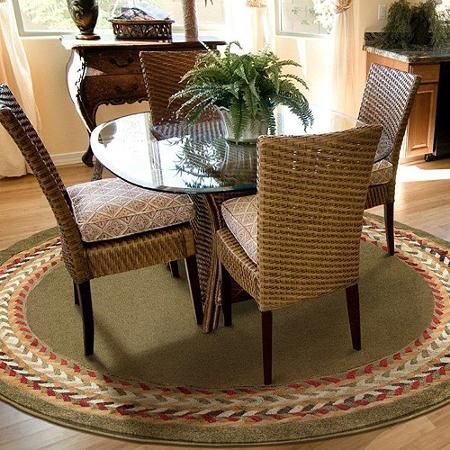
82 147 94 167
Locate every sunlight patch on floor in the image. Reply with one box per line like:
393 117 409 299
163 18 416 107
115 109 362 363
397 164 450 182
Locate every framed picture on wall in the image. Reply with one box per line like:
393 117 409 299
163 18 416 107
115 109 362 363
275 0 334 37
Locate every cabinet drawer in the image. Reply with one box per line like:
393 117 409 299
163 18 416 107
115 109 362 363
85 49 142 75
409 64 440 83
84 74 147 102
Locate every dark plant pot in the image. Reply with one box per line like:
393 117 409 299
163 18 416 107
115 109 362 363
67 0 100 40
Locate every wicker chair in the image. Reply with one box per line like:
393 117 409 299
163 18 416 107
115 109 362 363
216 126 383 384
362 64 421 255
139 50 224 138
140 49 206 126
0 84 203 356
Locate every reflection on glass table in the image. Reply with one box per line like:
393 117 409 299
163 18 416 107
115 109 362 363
92 106 391 195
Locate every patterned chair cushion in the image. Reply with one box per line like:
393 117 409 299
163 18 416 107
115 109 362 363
221 195 257 264
370 159 393 186
67 178 194 243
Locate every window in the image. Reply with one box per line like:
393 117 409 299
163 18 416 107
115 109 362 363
437 0 450 11
276 0 334 37
13 0 225 36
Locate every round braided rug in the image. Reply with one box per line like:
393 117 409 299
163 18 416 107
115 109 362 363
0 217 449 446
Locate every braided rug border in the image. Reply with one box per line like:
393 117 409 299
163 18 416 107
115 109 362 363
0 217 449 445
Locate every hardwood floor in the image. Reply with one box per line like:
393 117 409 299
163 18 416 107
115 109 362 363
0 160 449 450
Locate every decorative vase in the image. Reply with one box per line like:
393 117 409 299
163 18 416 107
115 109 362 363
220 109 269 144
183 0 199 40
67 0 100 40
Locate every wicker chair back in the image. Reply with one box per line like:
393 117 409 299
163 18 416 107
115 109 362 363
359 64 420 199
256 126 382 311
139 50 208 125
0 84 88 282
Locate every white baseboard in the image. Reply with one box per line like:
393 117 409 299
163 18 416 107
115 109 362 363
52 151 85 167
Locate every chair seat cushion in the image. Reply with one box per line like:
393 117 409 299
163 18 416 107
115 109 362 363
370 159 393 186
221 195 257 264
67 178 194 243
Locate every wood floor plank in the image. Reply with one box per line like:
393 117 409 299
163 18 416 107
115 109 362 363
0 401 34 429
0 417 57 446
39 432 144 450
0 160 450 449
1 416 79 450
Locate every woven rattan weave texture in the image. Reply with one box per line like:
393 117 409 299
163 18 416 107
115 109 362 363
217 126 383 312
191 191 256 331
140 50 207 125
361 64 420 208
0 86 88 284
0 84 202 354
0 85 197 283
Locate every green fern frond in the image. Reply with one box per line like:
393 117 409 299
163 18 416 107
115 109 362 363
173 42 313 140
281 74 309 90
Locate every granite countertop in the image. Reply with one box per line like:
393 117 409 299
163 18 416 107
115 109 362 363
364 45 450 64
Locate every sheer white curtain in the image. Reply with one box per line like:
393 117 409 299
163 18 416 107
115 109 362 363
246 0 270 51
0 0 40 177
331 0 358 116
226 0 270 52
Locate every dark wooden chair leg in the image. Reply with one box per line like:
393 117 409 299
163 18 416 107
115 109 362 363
346 284 361 351
75 281 94 356
73 282 79 306
169 260 180 279
220 264 232 327
261 311 273 385
185 255 203 325
384 201 395 256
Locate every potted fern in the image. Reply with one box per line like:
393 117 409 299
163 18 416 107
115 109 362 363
172 42 314 143
376 0 450 49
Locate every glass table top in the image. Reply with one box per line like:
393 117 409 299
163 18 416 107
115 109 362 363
91 106 391 194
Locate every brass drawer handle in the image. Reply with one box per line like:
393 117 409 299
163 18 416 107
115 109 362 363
109 56 134 68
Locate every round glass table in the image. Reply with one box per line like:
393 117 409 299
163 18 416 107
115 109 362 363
91 106 391 331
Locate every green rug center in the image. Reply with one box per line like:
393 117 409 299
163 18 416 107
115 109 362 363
27 242 434 387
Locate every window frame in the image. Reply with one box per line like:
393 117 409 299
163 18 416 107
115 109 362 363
12 0 226 38
275 0 332 39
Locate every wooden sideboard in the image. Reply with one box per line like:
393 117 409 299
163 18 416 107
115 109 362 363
366 48 450 161
61 35 225 166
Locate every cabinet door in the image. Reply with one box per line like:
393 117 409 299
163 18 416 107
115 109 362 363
406 83 438 157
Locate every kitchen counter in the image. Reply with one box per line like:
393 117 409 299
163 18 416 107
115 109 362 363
365 45 450 64
365 37 450 160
